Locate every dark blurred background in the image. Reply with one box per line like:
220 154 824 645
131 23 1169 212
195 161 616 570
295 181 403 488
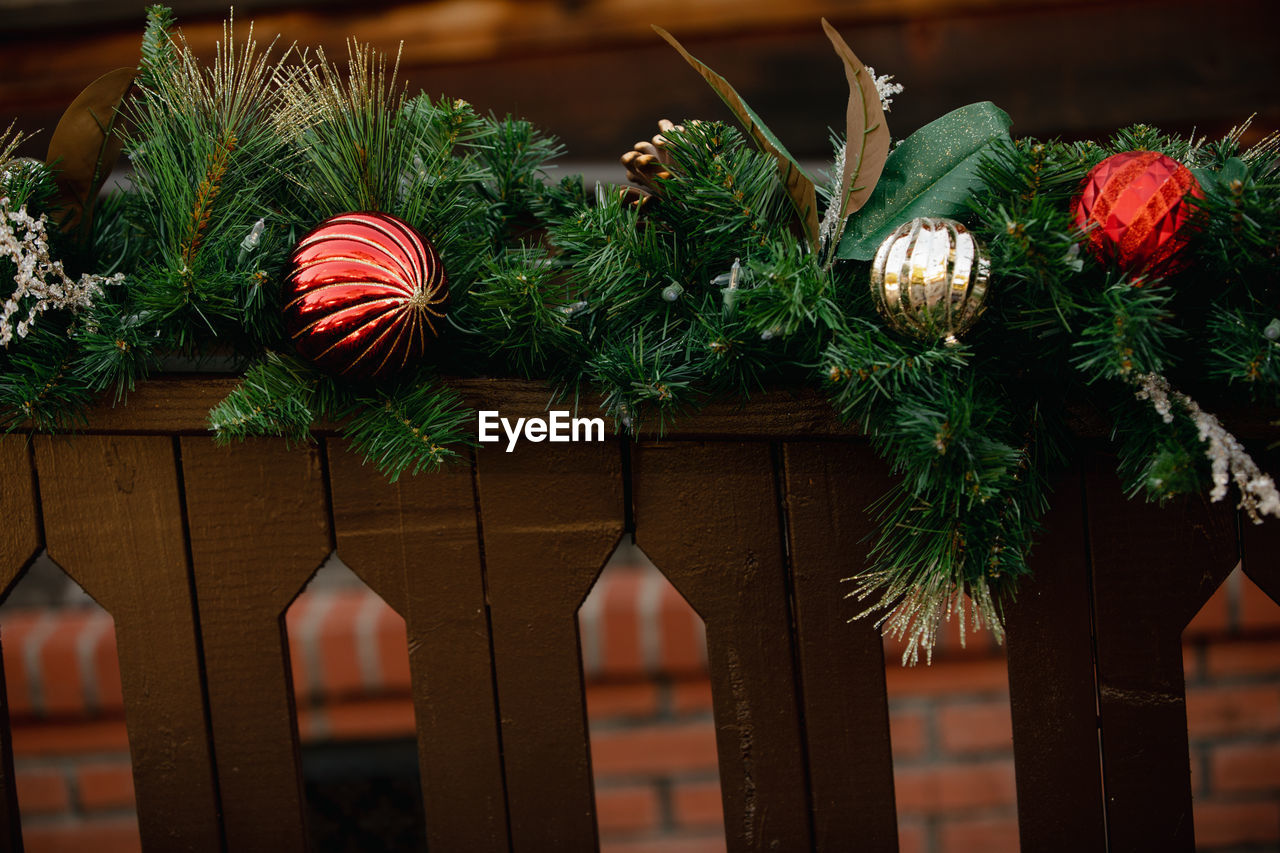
2 0 1278 170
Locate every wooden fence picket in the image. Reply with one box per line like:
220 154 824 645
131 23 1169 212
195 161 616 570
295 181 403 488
326 443 509 852
780 441 900 852
34 435 221 852
1003 469 1107 851
0 437 41 852
1086 459 1240 851
180 438 331 853
476 440 625 852
0 380 1271 852
633 441 813 853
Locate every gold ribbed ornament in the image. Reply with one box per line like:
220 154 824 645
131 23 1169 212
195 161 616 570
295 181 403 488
869 217 990 344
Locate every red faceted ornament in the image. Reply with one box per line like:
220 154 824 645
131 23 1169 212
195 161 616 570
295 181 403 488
1072 150 1202 274
282 212 448 379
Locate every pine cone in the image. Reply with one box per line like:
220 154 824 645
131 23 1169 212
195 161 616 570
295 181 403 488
618 119 684 208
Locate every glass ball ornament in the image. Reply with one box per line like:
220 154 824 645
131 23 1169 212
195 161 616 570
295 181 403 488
869 217 990 344
1072 150 1202 274
281 212 448 380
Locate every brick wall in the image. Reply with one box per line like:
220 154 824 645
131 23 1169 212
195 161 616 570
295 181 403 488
1 561 1277 852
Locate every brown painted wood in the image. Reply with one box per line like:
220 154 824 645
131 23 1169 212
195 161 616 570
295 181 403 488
61 377 1276 442
780 441 898 852
180 437 331 853
1241 510 1280 614
0 437 40 599
1004 468 1106 852
33 435 221 852
477 440 625 852
1086 459 1239 852
326 443 509 852
79 376 242 434
0 437 41 853
633 441 812 852
70 376 862 438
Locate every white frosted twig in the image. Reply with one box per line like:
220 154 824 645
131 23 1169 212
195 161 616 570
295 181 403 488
864 66 904 112
0 197 123 346
1134 372 1280 522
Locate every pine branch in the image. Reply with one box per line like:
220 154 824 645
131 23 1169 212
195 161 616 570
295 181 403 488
467 248 583 378
342 378 473 480
1072 277 1181 381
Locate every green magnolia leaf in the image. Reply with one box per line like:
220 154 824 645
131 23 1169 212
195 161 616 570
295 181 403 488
837 102 1013 261
653 25 820 250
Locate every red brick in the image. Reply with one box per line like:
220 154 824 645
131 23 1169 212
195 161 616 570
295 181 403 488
889 709 929 760
587 682 661 721
23 817 141 853
93 628 124 715
602 569 645 678
1183 643 1203 684
1211 743 1280 793
377 605 411 692
313 697 415 741
1186 685 1280 738
601 837 726 853
11 719 129 757
885 658 1008 699
938 701 1013 755
1190 747 1207 795
897 820 928 853
318 593 369 699
591 721 719 777
1186 574 1232 636
1205 638 1280 679
894 760 1017 813
39 610 98 716
77 762 135 812
671 679 713 715
16 768 69 815
659 585 705 676
1193 799 1280 848
1240 575 1280 631
285 597 312 699
671 780 723 829
596 784 660 834
939 815 1020 853
1 611 44 717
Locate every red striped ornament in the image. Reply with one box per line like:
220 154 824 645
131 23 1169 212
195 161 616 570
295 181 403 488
1072 150 1202 275
282 212 448 379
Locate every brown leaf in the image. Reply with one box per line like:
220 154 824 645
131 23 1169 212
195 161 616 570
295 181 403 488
652 25 820 250
46 67 137 232
821 19 890 219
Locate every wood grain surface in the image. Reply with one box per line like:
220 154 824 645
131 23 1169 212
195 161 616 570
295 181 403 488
56 376 1279 443
780 442 900 851
0 437 41 852
633 441 812 852
1086 457 1240 851
327 443 509 852
180 437 331 853
476 440 624 852
1004 468 1106 851
0 374 1270 852
34 435 221 852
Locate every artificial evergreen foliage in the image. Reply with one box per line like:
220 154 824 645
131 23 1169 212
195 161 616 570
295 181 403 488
2 8 1278 660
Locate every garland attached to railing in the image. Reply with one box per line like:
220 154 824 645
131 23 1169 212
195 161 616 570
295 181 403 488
2 6 1277 661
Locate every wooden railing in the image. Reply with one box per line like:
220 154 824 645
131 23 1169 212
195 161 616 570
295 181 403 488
0 377 1276 852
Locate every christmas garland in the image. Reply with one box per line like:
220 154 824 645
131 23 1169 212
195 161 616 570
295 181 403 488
2 7 1277 662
